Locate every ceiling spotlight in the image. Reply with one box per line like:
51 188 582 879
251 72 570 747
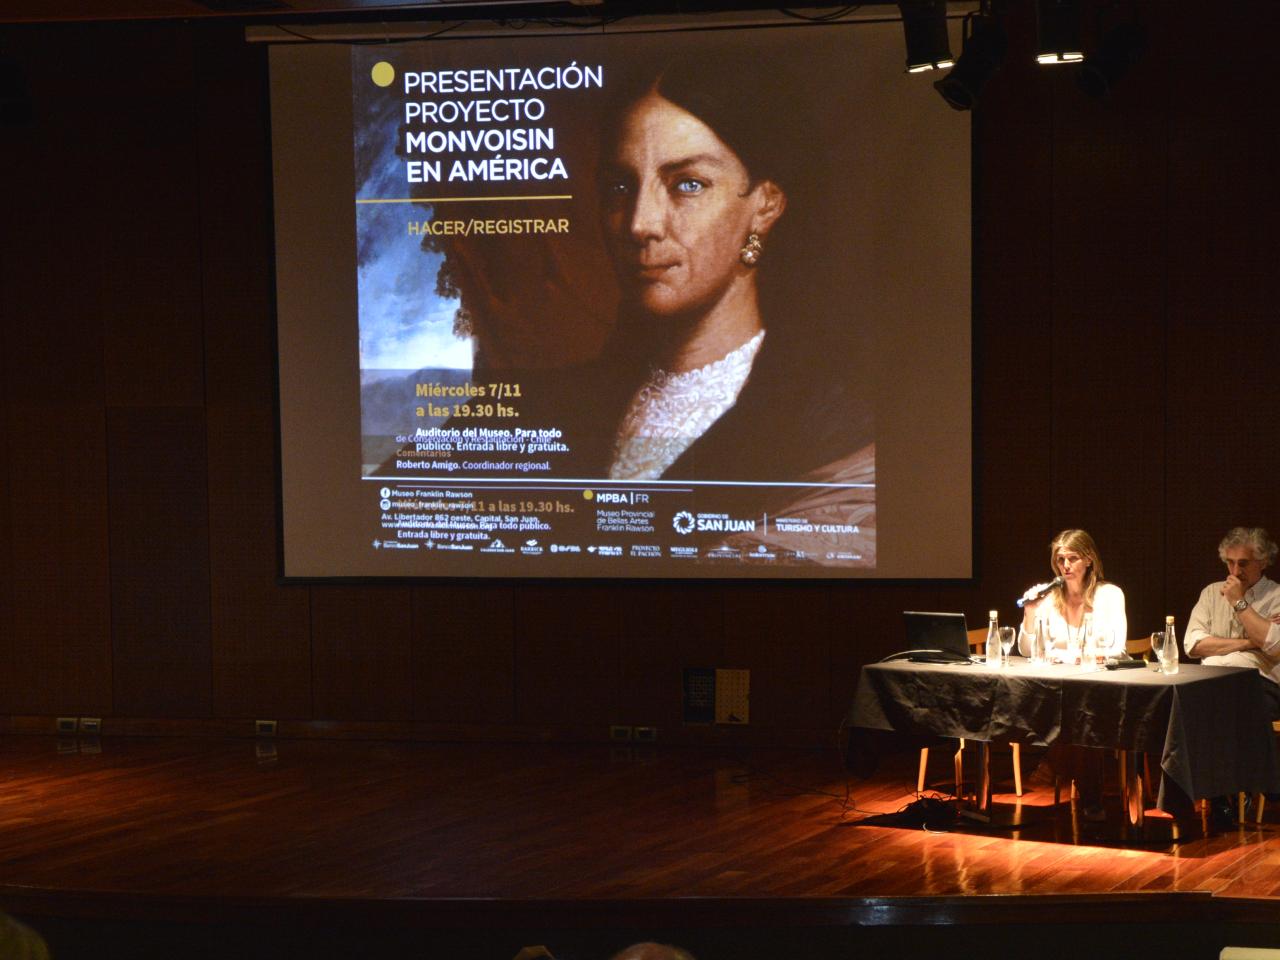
934 8 1007 111
897 1 955 73
1036 0 1084 64
1078 20 1146 97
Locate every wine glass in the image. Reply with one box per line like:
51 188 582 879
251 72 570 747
1150 630 1166 667
998 626 1016 668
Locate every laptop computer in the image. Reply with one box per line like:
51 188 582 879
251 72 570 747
887 611 977 664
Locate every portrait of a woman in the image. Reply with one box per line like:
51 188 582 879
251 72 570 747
594 73 788 481
576 59 875 492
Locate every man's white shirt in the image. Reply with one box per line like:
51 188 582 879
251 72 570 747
1185 575 1280 684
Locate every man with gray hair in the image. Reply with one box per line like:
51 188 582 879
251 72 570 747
1186 527 1280 828
1185 526 1280 717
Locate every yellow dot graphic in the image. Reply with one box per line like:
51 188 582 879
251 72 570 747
371 62 395 88
583 490 594 500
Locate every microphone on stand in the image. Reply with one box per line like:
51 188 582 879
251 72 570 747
1016 576 1064 609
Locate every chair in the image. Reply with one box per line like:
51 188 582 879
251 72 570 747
1250 719 1280 822
916 627 1022 799
1124 635 1153 658
1121 636 1265 830
1117 635 1158 822
927 633 1147 814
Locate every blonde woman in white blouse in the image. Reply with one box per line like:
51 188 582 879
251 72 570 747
1020 528 1127 820
1019 528 1128 658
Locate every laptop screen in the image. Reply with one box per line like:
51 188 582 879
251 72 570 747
902 611 972 657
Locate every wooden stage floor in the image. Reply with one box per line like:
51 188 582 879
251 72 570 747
3 734 1280 958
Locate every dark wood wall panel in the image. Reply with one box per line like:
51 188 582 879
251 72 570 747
1164 317 1280 630
411 583 515 725
617 582 725 728
968 5 1056 619
310 586 413 721
92 22 214 718
206 403 312 719
1045 24 1169 635
515 583 622 726
1163 1 1280 629
0 376 7 714
0 26 114 716
0 34 107 407
0 406 113 715
722 583 833 730
96 32 204 409
195 24 276 410
1164 0 1280 324
830 584 930 681
191 23 313 719
107 406 213 716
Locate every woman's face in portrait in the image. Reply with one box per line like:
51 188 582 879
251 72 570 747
600 92 781 320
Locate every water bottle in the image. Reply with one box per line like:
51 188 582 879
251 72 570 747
1082 612 1095 668
1162 615 1179 675
985 610 999 668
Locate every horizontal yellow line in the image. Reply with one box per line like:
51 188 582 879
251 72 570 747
356 195 572 204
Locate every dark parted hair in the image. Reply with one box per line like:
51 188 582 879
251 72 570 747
597 52 816 328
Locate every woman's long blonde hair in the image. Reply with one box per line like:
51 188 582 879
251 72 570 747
1048 528 1104 610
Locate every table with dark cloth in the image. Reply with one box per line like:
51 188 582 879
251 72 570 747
845 660 1280 810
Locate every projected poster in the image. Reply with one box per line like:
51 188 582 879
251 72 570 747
273 21 972 579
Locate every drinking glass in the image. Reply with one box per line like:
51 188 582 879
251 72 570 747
1150 630 1166 667
998 626 1016 667
1027 621 1045 665
1093 627 1111 667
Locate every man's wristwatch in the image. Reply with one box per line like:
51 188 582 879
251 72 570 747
1233 598 1249 613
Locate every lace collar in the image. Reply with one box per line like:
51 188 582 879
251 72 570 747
608 331 764 481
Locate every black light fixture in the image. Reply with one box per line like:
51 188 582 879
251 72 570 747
934 4 1007 111
897 1 955 73
1036 0 1084 64
1078 19 1147 97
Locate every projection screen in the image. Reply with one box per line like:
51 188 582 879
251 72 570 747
270 15 972 580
